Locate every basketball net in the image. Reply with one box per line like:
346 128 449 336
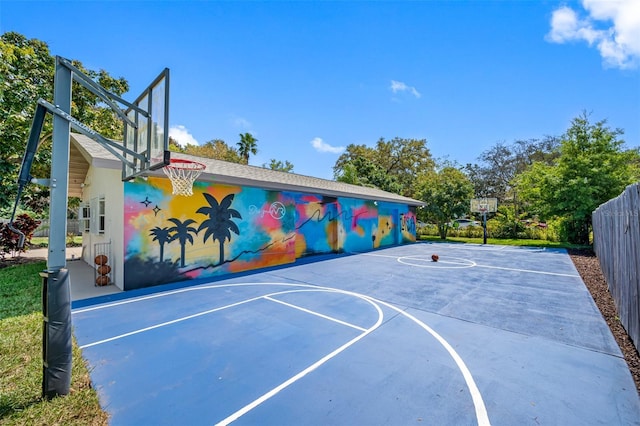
162 159 206 196
478 198 488 213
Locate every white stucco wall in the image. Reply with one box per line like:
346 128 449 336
81 165 124 289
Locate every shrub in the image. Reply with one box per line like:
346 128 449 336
0 214 41 258
417 223 440 237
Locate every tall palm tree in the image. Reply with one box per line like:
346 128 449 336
196 193 242 265
167 218 198 268
149 226 172 262
237 133 258 165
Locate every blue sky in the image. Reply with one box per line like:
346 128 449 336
2 1 639 180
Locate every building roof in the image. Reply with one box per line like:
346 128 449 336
70 133 424 206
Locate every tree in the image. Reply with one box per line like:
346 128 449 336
263 159 294 172
375 137 434 196
168 136 183 152
0 32 129 213
175 138 243 163
333 144 376 176
465 137 560 201
416 166 474 239
465 137 560 236
516 112 640 244
237 133 258 165
336 156 402 194
333 137 434 197
196 193 242 265
336 162 359 185
0 32 54 211
68 60 128 139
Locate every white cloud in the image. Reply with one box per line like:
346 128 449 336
310 137 345 154
547 0 640 69
169 125 199 146
232 116 252 129
390 80 421 98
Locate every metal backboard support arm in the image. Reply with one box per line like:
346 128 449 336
58 57 149 123
37 99 146 170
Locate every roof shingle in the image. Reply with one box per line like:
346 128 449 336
71 133 424 206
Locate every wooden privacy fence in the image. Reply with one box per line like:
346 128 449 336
592 183 640 353
32 219 81 237
0 217 81 237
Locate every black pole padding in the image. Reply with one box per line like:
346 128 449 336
483 212 488 245
40 268 72 399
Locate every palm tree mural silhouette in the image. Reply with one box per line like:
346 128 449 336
149 226 171 262
146 193 241 269
167 218 198 267
137 191 403 291
197 193 242 265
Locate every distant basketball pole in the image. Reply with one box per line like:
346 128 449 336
471 198 497 245
482 210 488 244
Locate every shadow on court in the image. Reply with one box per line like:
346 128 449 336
72 243 640 425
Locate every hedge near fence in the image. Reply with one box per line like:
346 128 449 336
593 183 640 353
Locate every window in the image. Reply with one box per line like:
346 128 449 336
90 196 106 234
80 203 90 233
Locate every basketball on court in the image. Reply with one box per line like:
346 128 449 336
95 254 108 265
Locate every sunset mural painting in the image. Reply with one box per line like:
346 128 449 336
124 177 417 290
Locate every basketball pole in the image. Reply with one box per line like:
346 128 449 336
482 210 487 245
41 57 73 398
17 56 168 398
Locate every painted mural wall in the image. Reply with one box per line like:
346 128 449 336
123 177 416 290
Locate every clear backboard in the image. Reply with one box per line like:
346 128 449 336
470 198 497 213
122 68 170 180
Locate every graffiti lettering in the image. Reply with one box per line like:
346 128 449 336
249 202 286 220
400 213 416 234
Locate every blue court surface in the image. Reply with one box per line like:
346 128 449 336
72 243 640 425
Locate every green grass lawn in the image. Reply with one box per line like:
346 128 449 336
0 261 108 425
418 234 591 250
30 236 83 248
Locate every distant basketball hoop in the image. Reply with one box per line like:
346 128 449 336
470 197 498 245
470 198 497 214
162 159 206 196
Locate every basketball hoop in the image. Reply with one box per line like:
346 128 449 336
471 197 497 214
162 159 206 196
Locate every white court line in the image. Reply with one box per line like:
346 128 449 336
398 256 476 269
79 293 266 349
363 252 578 278
73 286 217 314
79 288 372 349
73 282 305 314
367 296 490 426
264 295 367 332
215 290 384 426
75 282 489 425
213 285 490 426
